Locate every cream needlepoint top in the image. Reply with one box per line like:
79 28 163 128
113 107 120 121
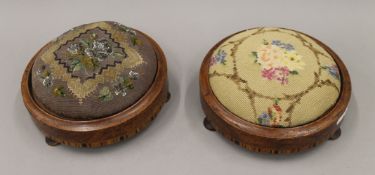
208 27 341 127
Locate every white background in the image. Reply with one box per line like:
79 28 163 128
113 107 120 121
0 0 374 174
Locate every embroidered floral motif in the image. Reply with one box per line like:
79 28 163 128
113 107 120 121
53 86 66 97
128 70 139 80
91 70 141 100
66 32 126 75
271 40 294 51
210 49 227 66
67 43 80 55
322 65 340 80
36 23 146 105
36 65 53 87
261 67 290 85
84 39 113 61
36 66 141 102
116 23 142 46
257 99 283 127
208 28 342 127
113 70 139 96
98 86 113 101
257 112 272 126
252 39 305 85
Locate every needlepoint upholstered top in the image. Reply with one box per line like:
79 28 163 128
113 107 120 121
31 21 157 120
21 21 169 147
200 27 351 154
208 27 341 127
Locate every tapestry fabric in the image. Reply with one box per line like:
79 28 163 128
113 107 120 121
31 21 157 120
209 27 341 127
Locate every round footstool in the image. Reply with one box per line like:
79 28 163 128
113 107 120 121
200 27 351 154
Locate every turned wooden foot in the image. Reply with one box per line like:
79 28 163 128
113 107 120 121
329 128 341 140
166 92 171 102
45 137 60 146
204 117 216 131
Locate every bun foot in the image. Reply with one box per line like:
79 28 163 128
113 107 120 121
45 137 60 146
166 92 171 102
204 117 216 131
329 128 341 140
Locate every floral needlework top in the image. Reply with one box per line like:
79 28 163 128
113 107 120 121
55 27 128 81
30 21 158 119
322 65 340 80
208 27 342 127
257 99 284 127
252 39 305 85
98 70 140 102
210 49 227 66
33 22 146 104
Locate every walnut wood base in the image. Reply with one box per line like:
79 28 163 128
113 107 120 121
203 116 342 153
166 92 171 102
45 137 61 146
43 90 170 147
329 128 341 140
201 99 346 154
199 29 351 154
204 118 343 140
203 117 216 131
22 30 169 148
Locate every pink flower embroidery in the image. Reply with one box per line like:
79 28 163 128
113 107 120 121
275 67 290 85
261 66 290 85
261 68 276 80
